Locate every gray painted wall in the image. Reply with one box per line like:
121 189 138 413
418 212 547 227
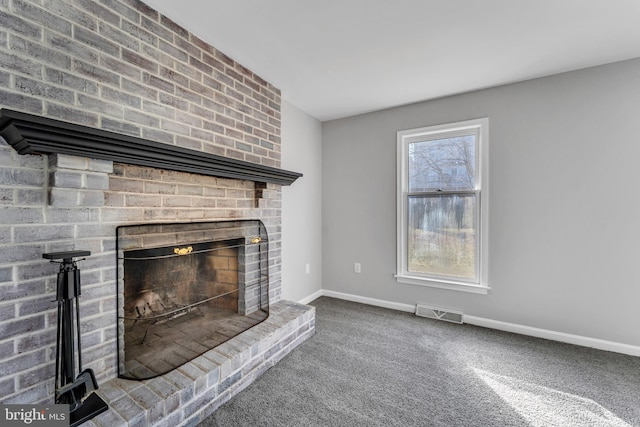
321 58 640 347
281 100 323 302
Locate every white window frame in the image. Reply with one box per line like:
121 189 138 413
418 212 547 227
396 118 489 294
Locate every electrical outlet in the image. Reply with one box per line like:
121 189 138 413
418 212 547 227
305 263 310 274
354 263 361 273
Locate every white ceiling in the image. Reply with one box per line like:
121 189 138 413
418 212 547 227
142 0 640 121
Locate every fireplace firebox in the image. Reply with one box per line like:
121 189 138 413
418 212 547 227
116 220 269 380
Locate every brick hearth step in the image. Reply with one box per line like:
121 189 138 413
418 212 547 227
83 301 315 427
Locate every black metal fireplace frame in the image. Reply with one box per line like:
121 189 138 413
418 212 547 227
115 219 271 380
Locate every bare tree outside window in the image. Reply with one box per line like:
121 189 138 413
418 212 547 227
407 135 478 280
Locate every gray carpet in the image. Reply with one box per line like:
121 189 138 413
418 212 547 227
199 297 640 426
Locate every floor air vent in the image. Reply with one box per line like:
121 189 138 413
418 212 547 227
415 304 463 324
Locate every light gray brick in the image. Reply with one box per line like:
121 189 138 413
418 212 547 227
17 262 60 281
76 224 115 238
0 168 45 186
74 25 119 56
44 29 95 61
48 188 78 206
45 69 100 97
163 369 194 403
0 280 44 303
78 313 114 336
108 394 146 425
0 377 15 398
0 9 41 39
129 386 164 425
87 159 113 173
17 362 54 389
81 337 116 362
46 103 101 128
97 19 137 49
0 188 12 204
0 345 46 378
11 35 71 70
90 403 127 427
84 172 110 190
140 14 173 43
2 383 48 405
14 75 75 104
80 283 114 302
217 370 241 394
152 409 183 427
15 189 45 205
46 207 100 223
50 170 83 188
103 192 124 207
144 182 176 194
175 184 204 196
182 386 218 419
124 48 159 74
101 86 142 109
50 154 87 170
163 196 191 207
80 330 103 349
15 328 54 354
160 118 190 136
0 266 12 282
78 189 105 206
125 194 161 207
95 380 126 403
0 299 15 322
101 207 143 222
179 364 208 396
0 243 44 263
140 375 172 394
77 93 123 117
102 117 141 137
77 299 101 319
109 176 144 192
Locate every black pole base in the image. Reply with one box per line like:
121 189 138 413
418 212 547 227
43 250 91 261
70 392 109 427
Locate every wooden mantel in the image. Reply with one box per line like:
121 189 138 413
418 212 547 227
0 109 302 186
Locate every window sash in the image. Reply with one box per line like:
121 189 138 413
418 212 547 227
406 192 479 283
408 133 477 192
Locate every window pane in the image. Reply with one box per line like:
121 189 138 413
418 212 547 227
407 194 477 280
408 135 476 192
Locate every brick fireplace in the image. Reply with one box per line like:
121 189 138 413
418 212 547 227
0 0 315 425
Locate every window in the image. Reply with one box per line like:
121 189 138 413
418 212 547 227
396 118 489 294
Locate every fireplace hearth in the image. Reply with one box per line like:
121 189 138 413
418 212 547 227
117 220 269 380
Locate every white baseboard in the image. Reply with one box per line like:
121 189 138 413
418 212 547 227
300 289 415 313
298 289 324 305
464 315 640 357
298 289 640 357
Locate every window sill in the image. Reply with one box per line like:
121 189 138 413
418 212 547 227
395 274 490 294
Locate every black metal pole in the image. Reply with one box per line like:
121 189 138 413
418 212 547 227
73 268 83 372
44 250 108 426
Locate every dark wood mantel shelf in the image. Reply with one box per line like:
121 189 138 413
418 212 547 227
0 109 302 186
